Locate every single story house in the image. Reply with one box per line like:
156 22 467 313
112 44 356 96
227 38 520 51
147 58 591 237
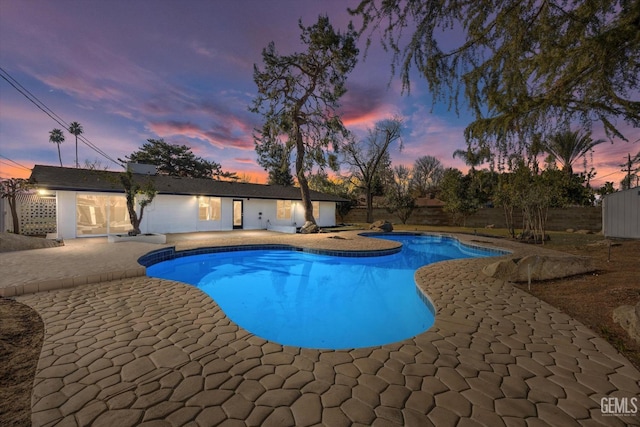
29 164 346 239
602 186 640 239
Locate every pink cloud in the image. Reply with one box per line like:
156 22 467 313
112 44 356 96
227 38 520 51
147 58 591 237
339 84 401 131
148 120 253 151
234 158 257 165
189 40 253 70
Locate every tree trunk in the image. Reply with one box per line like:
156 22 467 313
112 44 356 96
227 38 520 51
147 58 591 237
57 144 63 167
293 122 315 224
127 205 141 235
8 195 20 234
297 171 315 223
137 205 148 234
503 203 515 238
125 193 141 235
366 187 373 223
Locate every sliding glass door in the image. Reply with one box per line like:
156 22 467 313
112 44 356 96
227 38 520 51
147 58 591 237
76 194 131 236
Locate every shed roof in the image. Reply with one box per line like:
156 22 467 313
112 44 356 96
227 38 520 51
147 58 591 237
29 165 346 202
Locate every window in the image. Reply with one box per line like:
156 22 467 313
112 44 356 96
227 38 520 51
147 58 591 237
277 200 291 220
76 194 130 236
312 201 320 219
198 197 221 221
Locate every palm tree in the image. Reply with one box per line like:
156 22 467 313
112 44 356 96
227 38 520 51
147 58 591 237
68 122 83 168
453 145 491 196
452 146 491 172
543 129 605 176
49 128 65 167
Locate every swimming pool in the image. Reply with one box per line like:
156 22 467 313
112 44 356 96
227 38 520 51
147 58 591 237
145 234 501 349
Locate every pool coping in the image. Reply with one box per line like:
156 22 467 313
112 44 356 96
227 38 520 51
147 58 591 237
137 242 403 268
138 231 511 268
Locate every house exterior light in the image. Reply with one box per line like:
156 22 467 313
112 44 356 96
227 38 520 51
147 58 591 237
37 189 55 198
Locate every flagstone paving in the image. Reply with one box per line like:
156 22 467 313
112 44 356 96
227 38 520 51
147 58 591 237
8 231 640 425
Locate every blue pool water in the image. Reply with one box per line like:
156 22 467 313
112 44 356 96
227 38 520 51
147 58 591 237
146 234 499 349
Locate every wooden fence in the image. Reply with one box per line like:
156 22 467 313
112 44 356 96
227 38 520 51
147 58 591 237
342 206 602 232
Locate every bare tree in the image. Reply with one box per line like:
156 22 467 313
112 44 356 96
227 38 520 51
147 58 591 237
410 155 444 198
343 117 403 222
386 165 416 224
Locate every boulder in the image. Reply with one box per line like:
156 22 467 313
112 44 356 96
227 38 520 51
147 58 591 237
514 255 595 281
613 303 640 344
483 254 596 282
369 220 393 232
482 258 518 279
299 221 320 234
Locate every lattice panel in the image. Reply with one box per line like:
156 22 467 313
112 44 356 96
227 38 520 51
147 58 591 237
17 193 57 236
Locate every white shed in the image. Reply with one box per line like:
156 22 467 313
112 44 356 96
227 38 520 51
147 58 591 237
603 187 640 239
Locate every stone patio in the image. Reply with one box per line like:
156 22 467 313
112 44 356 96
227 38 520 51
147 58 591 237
3 231 639 425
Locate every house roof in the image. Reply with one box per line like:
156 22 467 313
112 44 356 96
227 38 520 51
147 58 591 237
415 197 445 207
29 165 347 202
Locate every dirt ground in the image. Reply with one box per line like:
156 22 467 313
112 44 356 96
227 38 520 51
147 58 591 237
0 231 638 425
0 297 43 426
0 232 63 253
514 234 640 369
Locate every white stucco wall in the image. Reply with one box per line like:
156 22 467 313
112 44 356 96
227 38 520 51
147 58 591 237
142 194 205 233
317 201 337 227
258 200 337 229
110 193 233 234
53 190 338 238
243 199 273 230
56 191 77 240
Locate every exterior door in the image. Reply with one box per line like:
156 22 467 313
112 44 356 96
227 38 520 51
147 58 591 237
233 199 243 229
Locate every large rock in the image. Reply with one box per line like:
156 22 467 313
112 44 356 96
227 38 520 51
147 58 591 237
613 303 640 344
483 254 596 282
299 221 320 234
369 220 393 232
482 259 518 279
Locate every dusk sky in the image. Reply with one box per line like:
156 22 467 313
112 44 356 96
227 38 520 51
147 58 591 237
1 0 637 187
